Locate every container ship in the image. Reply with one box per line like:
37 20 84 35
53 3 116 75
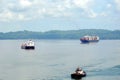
80 35 99 43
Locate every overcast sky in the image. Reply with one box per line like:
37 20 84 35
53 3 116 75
0 0 120 32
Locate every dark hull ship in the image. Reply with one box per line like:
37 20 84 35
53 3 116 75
80 35 99 43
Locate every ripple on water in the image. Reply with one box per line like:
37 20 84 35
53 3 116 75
87 65 120 77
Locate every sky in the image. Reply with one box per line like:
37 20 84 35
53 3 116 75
0 0 120 32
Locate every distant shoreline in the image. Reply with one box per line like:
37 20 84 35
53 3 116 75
0 29 120 40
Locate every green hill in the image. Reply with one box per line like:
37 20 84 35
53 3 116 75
0 29 120 40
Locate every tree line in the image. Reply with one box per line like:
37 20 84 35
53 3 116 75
0 29 120 39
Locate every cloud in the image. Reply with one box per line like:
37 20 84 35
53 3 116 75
0 8 30 22
0 0 74 22
107 4 112 8
72 0 99 18
0 0 112 22
19 0 32 8
100 12 107 17
0 9 14 22
88 10 97 18
115 0 120 11
73 0 94 9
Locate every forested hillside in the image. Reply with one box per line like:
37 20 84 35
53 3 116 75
0 29 120 39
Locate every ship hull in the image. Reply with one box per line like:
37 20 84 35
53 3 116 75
21 46 35 49
25 46 35 49
80 39 99 43
71 72 86 79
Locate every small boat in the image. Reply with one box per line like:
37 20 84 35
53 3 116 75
80 35 99 43
71 67 86 79
21 40 35 49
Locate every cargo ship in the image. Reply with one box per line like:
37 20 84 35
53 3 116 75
80 35 99 43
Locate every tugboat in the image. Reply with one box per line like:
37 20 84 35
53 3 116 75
80 35 99 43
21 40 35 49
71 67 86 79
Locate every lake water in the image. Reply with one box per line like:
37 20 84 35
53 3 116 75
0 40 120 80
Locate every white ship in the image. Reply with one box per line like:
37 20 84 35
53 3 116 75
21 40 35 49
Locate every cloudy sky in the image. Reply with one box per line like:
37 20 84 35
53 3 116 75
0 0 120 32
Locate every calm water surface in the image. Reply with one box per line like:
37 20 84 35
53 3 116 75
0 40 120 80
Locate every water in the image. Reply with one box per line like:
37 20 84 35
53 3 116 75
0 40 120 80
